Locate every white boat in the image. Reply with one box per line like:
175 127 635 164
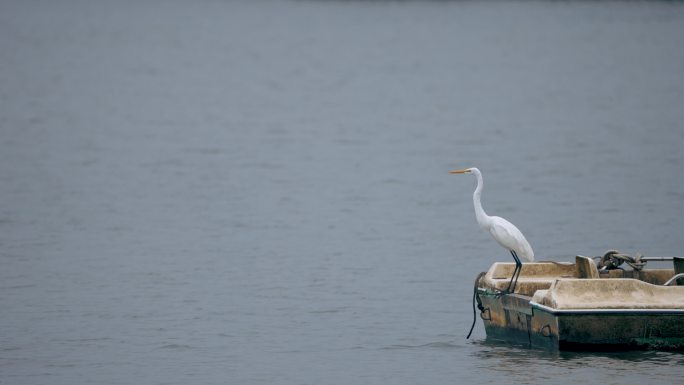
472 253 684 350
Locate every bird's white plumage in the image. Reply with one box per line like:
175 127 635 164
452 167 534 262
488 216 534 262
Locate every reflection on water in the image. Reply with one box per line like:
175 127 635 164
383 341 465 350
473 340 684 384
1 0 684 384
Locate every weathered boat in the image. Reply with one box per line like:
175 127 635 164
472 252 684 350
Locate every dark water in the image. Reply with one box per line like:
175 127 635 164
2 0 684 384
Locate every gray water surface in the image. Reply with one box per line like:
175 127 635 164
2 0 684 384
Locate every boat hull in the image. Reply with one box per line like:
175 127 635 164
479 290 684 351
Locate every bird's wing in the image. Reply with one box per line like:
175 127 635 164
489 216 534 261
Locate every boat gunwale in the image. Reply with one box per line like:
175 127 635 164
530 301 684 315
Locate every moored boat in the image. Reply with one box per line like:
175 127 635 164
473 254 684 350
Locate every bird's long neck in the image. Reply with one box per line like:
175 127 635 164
472 170 490 229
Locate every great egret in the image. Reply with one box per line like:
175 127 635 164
450 167 534 294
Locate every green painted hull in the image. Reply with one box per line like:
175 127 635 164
479 291 684 351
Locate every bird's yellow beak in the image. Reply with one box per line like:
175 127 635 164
449 168 469 174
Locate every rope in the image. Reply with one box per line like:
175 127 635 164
595 250 646 271
467 271 487 339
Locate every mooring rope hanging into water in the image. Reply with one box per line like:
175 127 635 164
467 271 487 339
595 250 646 271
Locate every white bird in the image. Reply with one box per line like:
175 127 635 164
450 167 534 293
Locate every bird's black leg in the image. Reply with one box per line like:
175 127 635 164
505 250 522 294
512 250 523 293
